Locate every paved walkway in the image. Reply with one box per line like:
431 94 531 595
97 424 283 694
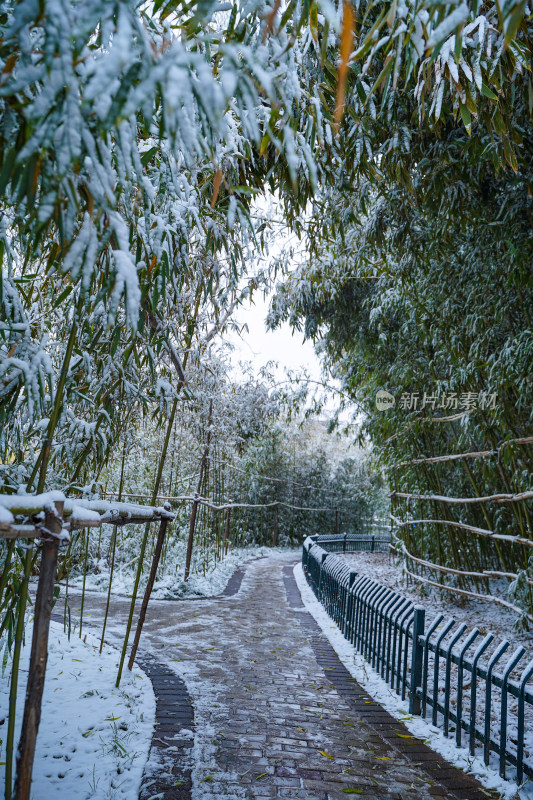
70 553 501 800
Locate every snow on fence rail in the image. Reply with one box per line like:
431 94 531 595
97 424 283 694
310 532 391 553
0 494 175 800
0 492 174 537
302 534 533 787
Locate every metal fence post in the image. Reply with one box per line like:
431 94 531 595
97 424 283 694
409 605 425 715
343 533 347 553
318 552 327 597
371 534 375 552
344 569 357 636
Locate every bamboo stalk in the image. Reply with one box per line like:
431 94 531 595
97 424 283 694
127 518 169 669
4 548 31 800
27 307 81 495
184 399 213 582
116 397 178 687
78 529 89 638
96 526 102 563
0 540 15 611
223 507 231 555
100 527 117 654
116 279 203 686
100 438 127 653
63 537 72 636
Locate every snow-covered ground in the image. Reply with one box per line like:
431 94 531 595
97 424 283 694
67 544 286 600
0 621 155 800
341 551 533 654
294 561 531 800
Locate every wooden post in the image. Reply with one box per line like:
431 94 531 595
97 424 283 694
223 507 231 555
184 399 213 582
128 517 169 670
272 505 278 547
14 501 63 800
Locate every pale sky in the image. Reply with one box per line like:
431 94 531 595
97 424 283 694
226 197 325 382
227 290 323 383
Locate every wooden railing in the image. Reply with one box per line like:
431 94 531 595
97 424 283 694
0 493 174 800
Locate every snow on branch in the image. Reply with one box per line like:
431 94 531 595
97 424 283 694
395 518 533 549
391 490 533 504
392 531 530 584
389 435 533 470
195 497 338 513
384 411 474 443
404 568 533 624
390 449 495 469
95 491 344 513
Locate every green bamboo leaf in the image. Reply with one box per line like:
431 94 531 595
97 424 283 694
481 82 498 101
52 285 73 310
320 19 330 65
310 1 318 43
0 147 16 196
366 56 394 104
141 147 158 166
503 0 526 45
493 108 506 134
454 30 463 62
459 103 471 133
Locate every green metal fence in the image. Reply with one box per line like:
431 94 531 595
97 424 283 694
302 534 533 786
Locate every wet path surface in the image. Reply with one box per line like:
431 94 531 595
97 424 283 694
69 553 500 800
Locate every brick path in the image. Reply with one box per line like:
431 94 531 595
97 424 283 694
71 552 502 800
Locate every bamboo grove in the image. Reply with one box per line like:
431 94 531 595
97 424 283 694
265 3 533 617
0 0 531 698
54 379 385 609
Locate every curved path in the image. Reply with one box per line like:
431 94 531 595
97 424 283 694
71 553 501 800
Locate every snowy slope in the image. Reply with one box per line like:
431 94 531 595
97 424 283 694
0 621 155 800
